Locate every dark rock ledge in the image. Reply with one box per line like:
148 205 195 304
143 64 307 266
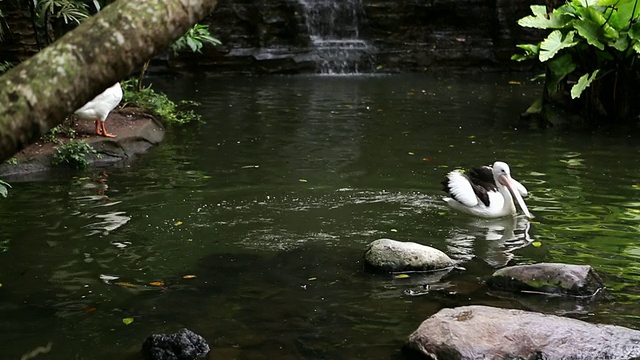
0 110 164 181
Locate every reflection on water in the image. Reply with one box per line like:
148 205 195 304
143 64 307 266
2 74 640 359
446 216 533 267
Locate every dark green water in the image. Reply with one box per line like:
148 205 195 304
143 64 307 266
2 74 640 359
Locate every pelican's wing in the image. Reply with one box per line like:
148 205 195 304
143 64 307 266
442 171 479 207
469 166 495 186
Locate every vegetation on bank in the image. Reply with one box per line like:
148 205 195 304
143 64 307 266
513 0 640 124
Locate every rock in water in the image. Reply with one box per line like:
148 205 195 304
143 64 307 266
404 305 640 360
486 262 605 297
142 328 210 360
363 238 455 272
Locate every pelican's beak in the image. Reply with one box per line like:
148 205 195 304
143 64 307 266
499 174 533 219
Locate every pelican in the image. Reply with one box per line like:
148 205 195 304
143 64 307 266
74 82 123 138
441 161 533 219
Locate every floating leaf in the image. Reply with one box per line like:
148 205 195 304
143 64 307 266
508 80 522 85
299 179 308 183
0 282 3 287
183 274 197 279
149 281 165 287
422 157 434 162
122 317 134 325
390 228 398 232
175 221 183 226
394 274 410 279
408 152 415 155
115 281 137 288
468 135 476 139
308 277 317 281
532 241 542 247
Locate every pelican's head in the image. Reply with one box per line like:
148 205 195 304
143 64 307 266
492 161 533 218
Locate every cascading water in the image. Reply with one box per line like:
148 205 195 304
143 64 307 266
299 0 374 74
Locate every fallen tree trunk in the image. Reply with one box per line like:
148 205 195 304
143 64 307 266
0 0 219 163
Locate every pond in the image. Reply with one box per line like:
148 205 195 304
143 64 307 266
2 73 640 359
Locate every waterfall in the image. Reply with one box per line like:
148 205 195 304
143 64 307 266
299 0 373 74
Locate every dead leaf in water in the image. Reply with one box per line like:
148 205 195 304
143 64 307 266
122 317 134 325
115 282 137 288
394 274 410 279
149 281 165 287
183 275 197 279
174 221 183 226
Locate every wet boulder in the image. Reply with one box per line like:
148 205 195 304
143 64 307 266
142 328 210 360
404 305 640 360
363 238 454 272
486 263 605 297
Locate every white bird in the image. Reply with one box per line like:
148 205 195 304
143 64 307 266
74 82 123 138
441 161 533 219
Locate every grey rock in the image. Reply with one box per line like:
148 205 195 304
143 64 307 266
363 238 455 272
404 305 640 360
486 262 605 297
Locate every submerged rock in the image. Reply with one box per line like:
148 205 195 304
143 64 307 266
486 262 605 297
404 305 640 360
142 328 210 360
363 238 454 272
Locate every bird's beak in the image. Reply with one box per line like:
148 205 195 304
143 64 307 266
499 174 533 219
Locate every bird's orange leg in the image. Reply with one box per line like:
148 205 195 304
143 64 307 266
95 120 103 135
99 121 117 138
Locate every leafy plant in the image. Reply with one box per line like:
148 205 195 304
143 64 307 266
5 157 18 165
137 23 221 90
0 61 13 75
52 140 97 170
170 23 221 55
35 0 90 25
121 79 202 125
42 124 76 144
513 0 640 121
0 180 11 198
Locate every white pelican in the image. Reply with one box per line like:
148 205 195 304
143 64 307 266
74 82 123 138
441 161 533 219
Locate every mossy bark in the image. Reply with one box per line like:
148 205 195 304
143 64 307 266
0 0 219 163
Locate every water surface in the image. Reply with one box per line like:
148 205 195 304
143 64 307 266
2 74 640 359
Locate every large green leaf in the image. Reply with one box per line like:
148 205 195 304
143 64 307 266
518 5 574 29
611 35 629 51
511 43 540 61
597 0 620 5
614 0 640 28
540 30 579 61
573 0 599 7
573 19 606 49
571 69 600 98
547 54 577 91
630 22 640 40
